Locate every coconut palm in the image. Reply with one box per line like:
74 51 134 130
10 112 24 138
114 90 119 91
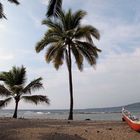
46 0 62 17
0 66 49 118
0 0 20 19
35 9 101 120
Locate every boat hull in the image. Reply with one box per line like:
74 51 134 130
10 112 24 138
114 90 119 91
122 113 140 131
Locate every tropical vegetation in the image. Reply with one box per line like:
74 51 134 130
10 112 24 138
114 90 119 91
0 66 49 118
35 9 101 120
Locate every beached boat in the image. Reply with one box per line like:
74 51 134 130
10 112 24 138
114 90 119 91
122 108 140 131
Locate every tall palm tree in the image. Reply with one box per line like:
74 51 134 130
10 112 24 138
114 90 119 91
35 9 101 120
0 66 49 118
46 0 62 17
0 0 20 19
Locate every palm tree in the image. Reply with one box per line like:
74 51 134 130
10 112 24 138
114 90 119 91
46 0 62 17
35 9 101 120
0 0 20 19
0 66 49 118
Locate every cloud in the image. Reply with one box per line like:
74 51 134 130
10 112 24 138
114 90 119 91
0 24 6 31
0 54 14 60
40 0 48 6
0 49 14 61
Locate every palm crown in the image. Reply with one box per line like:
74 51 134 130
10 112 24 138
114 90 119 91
36 9 101 69
0 66 49 118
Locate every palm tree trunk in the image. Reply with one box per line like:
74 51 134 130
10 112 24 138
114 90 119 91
67 45 74 120
13 99 19 118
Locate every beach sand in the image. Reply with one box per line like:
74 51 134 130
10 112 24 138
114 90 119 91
0 118 140 140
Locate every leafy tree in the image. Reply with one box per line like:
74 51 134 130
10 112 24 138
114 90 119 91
0 66 49 118
0 0 20 19
35 9 101 120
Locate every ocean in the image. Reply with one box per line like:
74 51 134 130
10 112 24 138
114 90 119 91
1 105 140 120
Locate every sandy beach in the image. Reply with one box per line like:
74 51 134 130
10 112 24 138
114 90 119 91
0 118 140 140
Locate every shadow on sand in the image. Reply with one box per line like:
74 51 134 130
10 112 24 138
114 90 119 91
40 133 86 140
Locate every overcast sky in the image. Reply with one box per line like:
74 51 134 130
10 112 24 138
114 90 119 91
0 0 140 109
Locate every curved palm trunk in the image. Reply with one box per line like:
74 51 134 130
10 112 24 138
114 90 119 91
13 99 19 118
67 46 74 120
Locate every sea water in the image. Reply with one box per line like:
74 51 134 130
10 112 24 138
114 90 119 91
1 107 140 120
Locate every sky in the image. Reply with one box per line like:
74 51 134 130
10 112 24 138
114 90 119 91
0 0 140 109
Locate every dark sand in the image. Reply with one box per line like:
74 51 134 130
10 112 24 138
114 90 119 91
0 118 140 140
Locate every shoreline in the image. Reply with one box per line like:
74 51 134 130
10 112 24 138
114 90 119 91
0 118 140 140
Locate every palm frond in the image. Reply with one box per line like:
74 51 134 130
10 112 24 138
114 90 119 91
75 41 101 66
45 41 64 63
0 72 7 81
35 36 50 53
22 77 43 94
47 0 62 17
0 84 11 97
53 46 65 69
0 0 19 19
42 19 63 33
58 9 86 30
44 30 63 40
0 97 12 108
8 0 20 5
72 10 86 28
0 3 6 19
0 72 13 88
42 19 55 27
76 41 101 57
22 95 50 105
64 9 72 30
59 9 75 31
35 35 60 53
86 25 100 40
57 10 66 29
71 45 83 71
75 25 100 43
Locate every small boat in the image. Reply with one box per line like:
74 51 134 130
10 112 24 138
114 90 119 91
122 108 140 131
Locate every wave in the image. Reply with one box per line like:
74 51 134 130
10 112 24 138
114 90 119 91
36 112 44 114
36 111 51 115
74 111 121 114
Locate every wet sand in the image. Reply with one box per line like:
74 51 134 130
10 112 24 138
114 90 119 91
0 118 140 140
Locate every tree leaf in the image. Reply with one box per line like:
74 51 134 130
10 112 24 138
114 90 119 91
8 0 20 5
0 84 11 97
47 0 62 17
22 77 43 94
22 95 50 105
0 97 12 108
